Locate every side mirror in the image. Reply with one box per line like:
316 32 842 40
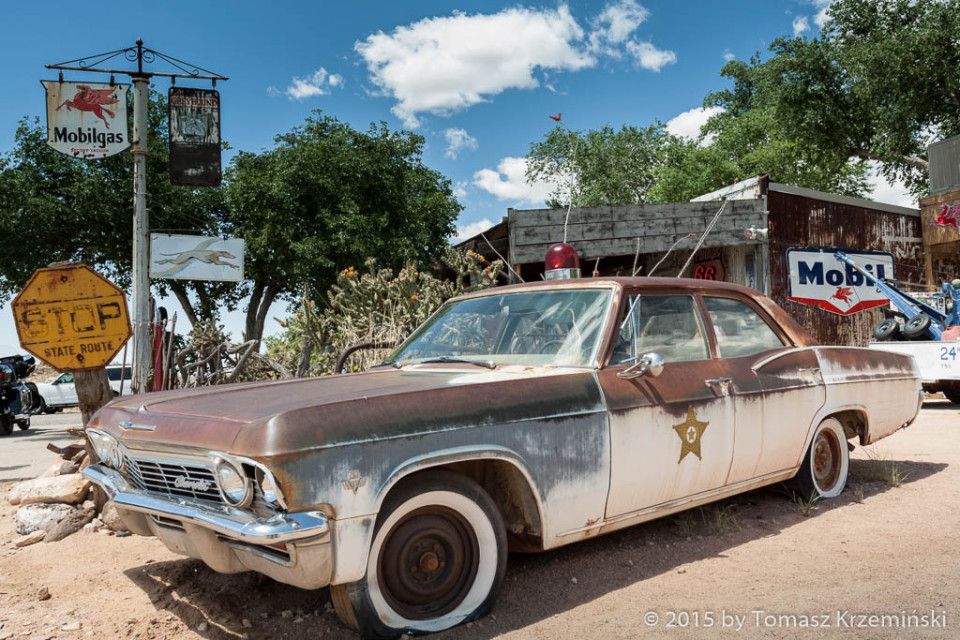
617 352 665 380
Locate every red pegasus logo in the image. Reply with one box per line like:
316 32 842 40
934 204 960 232
57 86 120 129
831 286 854 306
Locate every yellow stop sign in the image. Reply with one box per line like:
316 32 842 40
12 265 132 371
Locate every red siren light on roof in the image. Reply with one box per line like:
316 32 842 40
544 243 581 280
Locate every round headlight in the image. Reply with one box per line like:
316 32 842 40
215 460 250 507
88 430 118 468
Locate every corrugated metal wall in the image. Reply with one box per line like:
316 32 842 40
767 191 925 346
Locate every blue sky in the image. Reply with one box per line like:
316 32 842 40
1 0 910 355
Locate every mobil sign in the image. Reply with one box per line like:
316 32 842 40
787 249 895 315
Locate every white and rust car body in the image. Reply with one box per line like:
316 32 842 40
83 278 922 636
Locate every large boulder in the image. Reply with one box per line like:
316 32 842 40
7 474 90 506
15 503 76 535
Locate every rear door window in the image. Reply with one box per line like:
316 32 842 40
703 297 785 358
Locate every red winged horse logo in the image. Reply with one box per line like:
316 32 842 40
933 204 960 232
831 286 855 307
57 85 120 129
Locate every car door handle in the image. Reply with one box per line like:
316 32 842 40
798 367 821 376
704 377 733 396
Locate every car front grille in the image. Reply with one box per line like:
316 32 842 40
125 457 222 505
122 454 277 516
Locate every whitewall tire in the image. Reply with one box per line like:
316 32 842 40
331 471 507 639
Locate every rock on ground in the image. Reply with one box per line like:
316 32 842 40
99 502 128 532
44 507 95 543
7 474 90 506
13 530 45 547
14 503 76 535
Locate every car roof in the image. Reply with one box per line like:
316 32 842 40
454 277 762 300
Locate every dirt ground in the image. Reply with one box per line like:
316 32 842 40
0 401 957 640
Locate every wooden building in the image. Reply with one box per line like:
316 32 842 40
457 176 958 346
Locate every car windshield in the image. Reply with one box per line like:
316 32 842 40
386 288 614 368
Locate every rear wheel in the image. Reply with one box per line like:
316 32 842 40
903 315 932 340
793 418 849 499
331 471 507 639
872 318 900 341
0 414 12 437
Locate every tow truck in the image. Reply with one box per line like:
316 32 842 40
834 252 960 404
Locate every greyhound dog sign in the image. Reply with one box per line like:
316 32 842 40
149 234 244 282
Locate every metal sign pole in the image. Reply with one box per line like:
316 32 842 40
45 40 228 394
131 74 150 393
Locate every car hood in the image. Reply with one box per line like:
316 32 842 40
90 365 603 457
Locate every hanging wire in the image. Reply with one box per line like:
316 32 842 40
678 199 729 278
648 233 698 276
480 231 525 282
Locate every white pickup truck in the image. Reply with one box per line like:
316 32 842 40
868 341 960 403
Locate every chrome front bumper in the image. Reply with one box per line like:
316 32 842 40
84 463 333 589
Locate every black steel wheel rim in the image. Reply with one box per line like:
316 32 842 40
378 505 480 620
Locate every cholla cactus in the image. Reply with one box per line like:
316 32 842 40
267 248 503 376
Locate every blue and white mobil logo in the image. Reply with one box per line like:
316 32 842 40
786 249 895 315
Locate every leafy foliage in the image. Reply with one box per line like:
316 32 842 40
225 111 462 343
265 248 501 375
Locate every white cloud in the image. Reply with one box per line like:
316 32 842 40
813 0 834 28
665 106 724 144
444 128 478 159
356 6 593 127
723 50 735 62
473 157 556 206
283 68 343 101
626 41 677 72
865 160 917 209
453 218 496 243
452 181 469 199
589 0 649 55
356 3 671 127
792 15 810 37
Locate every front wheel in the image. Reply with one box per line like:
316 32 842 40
793 418 849 499
331 471 507 639
16 418 30 431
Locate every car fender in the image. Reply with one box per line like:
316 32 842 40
329 445 546 585
790 401 868 473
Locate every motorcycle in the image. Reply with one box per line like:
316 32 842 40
0 354 37 436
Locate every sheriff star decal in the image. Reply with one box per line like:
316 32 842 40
672 407 709 463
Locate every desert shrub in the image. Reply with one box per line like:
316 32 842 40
265 248 503 375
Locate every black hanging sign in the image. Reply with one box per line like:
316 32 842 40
168 87 221 186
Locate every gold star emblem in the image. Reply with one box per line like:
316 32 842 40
672 407 709 462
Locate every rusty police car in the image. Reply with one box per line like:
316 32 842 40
84 269 921 638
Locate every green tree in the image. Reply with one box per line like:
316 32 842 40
526 123 680 207
0 91 240 323
225 111 460 344
713 0 960 195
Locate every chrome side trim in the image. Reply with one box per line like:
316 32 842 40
120 421 157 431
83 463 327 546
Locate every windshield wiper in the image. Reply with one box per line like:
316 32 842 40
414 356 497 369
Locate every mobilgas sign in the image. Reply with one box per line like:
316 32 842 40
42 81 130 159
787 249 895 315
